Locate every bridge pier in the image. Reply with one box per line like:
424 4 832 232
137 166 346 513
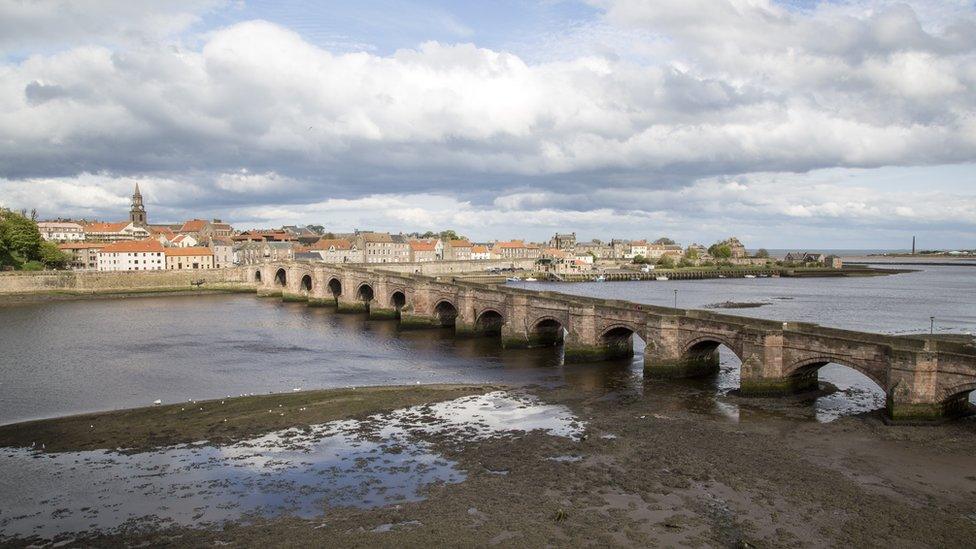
562 308 634 362
256 287 282 298
643 317 721 378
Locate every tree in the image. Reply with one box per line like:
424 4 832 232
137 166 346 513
632 254 646 264
684 247 699 261
656 255 675 269
708 243 733 259
40 241 70 269
755 248 769 258
654 237 675 245
439 229 465 241
0 209 43 268
306 224 325 235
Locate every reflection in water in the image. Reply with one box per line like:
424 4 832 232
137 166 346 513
0 392 582 540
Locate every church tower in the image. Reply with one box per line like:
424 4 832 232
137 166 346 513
129 183 147 226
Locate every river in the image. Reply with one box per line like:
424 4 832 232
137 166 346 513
1 263 974 426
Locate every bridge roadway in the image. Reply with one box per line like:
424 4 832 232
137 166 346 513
251 261 976 422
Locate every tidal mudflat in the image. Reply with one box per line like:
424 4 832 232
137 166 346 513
2 383 975 547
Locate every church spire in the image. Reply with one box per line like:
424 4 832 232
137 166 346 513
130 183 147 226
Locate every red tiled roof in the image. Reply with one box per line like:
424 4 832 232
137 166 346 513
494 240 526 249
409 241 437 251
150 226 176 237
448 239 472 248
179 219 207 233
471 245 489 253
165 246 213 257
98 239 165 253
84 221 129 233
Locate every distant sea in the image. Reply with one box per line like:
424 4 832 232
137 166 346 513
759 249 909 258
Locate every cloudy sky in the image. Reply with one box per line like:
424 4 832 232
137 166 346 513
1 0 974 248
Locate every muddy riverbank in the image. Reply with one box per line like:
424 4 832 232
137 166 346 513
2 383 974 547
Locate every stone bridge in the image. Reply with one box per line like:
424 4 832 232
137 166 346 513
252 261 976 422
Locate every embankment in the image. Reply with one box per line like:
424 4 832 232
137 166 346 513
0 268 254 303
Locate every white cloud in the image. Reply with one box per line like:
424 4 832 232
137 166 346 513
0 0 226 53
0 2 974 247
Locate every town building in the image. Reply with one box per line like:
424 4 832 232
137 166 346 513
37 221 85 242
168 234 199 248
234 241 297 265
164 247 215 270
548 232 577 250
179 219 234 239
444 239 473 260
471 245 491 260
208 237 235 268
576 240 613 259
720 237 748 258
409 240 439 262
82 221 151 242
129 183 148 227
645 243 684 259
625 240 650 259
58 242 105 270
492 240 537 259
306 238 364 263
784 252 840 268
355 232 410 263
97 240 166 271
232 230 297 243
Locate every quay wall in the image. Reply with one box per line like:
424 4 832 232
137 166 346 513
0 268 253 296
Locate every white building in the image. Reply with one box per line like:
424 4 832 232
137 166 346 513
97 240 166 271
471 244 491 260
37 221 85 242
168 234 199 248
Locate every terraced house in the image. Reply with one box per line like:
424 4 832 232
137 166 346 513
164 247 215 270
306 238 364 263
355 232 410 263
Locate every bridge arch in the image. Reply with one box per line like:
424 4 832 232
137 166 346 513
356 282 375 303
274 268 287 287
391 290 407 312
300 274 312 294
682 335 743 364
939 382 976 416
530 316 565 347
254 269 262 283
433 300 458 327
785 356 887 393
600 324 643 360
475 309 505 336
327 278 342 304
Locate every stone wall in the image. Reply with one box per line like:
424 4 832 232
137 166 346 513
0 268 252 295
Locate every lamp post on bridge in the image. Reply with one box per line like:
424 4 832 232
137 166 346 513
930 316 935 335
674 289 678 310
